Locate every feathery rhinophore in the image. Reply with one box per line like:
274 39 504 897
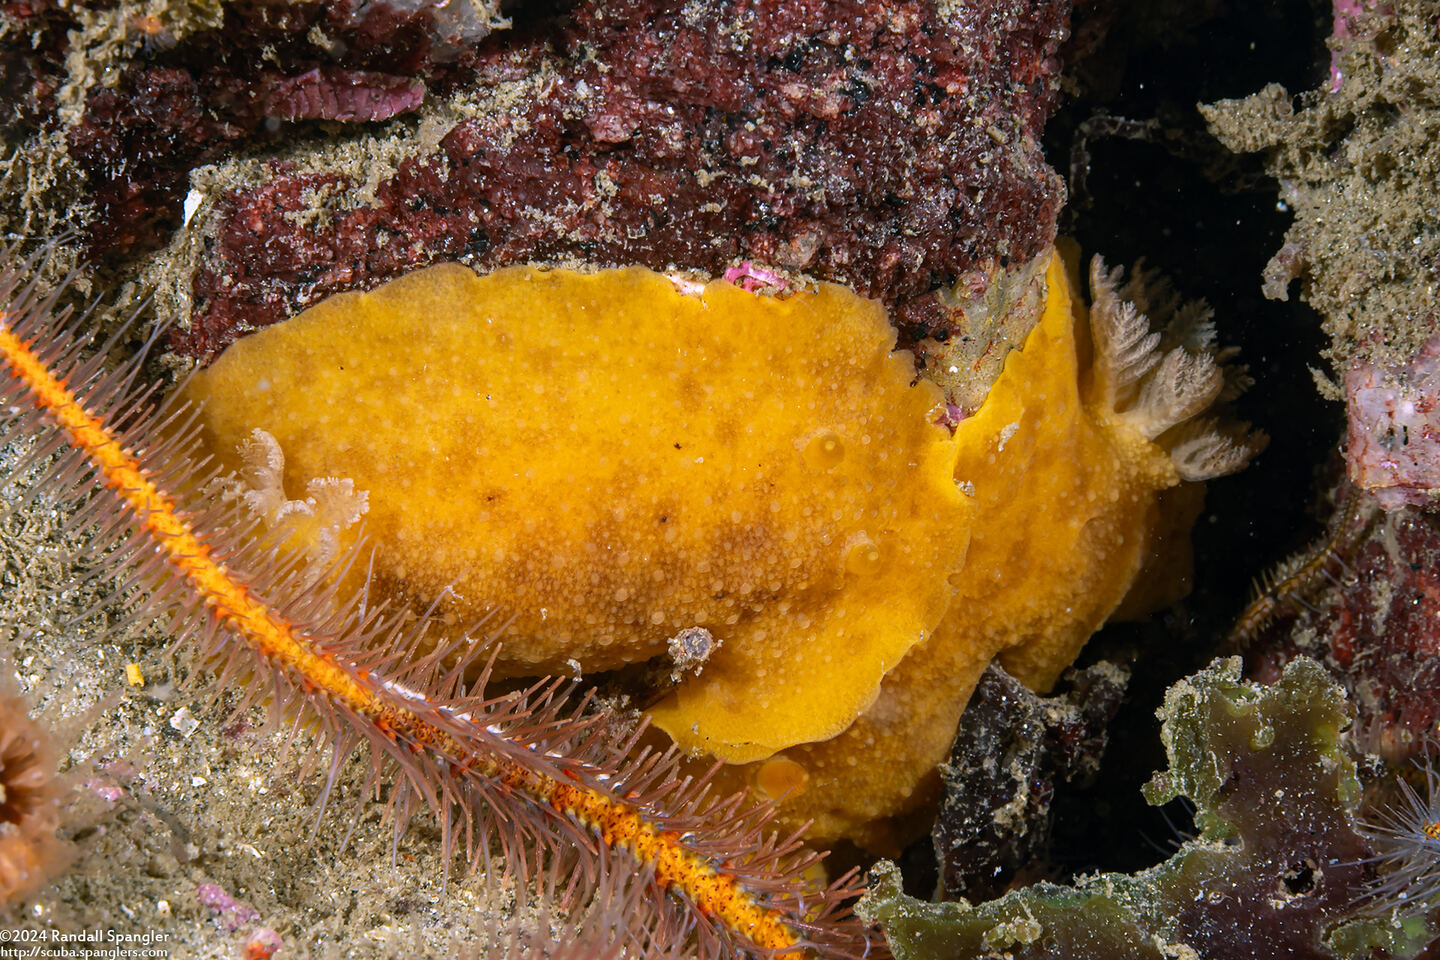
0 241 879 957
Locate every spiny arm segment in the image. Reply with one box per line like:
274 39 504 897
0 258 876 958
1223 483 1376 654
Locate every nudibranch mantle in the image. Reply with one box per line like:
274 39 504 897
182 247 1263 846
183 263 972 764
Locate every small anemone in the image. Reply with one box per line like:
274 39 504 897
0 665 68 904
1089 256 1268 480
1356 750 1440 915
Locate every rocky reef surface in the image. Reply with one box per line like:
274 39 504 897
4 0 1440 957
0 0 1068 361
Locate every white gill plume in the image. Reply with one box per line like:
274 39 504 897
1088 256 1268 481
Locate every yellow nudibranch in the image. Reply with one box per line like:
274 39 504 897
182 244 1263 848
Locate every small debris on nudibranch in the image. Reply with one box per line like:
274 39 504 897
667 627 719 683
722 261 791 294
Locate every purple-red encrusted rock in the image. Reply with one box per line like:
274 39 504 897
0 2 70 129
3 1 1069 358
165 0 1068 360
261 68 426 123
0 0 504 258
68 66 246 257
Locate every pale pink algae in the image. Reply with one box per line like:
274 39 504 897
197 882 261 930
723 260 788 292
1346 334 1440 509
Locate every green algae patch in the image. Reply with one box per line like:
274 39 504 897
863 863 1173 960
860 657 1427 960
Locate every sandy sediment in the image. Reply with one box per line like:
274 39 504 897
0 437 513 955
